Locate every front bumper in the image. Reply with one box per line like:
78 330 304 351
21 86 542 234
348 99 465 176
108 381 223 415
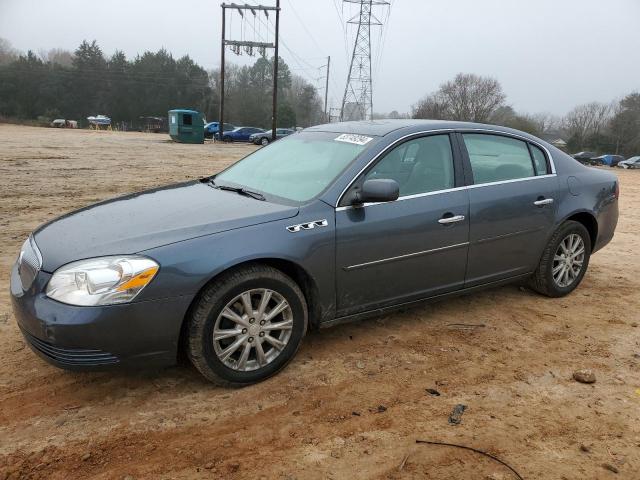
10 262 193 370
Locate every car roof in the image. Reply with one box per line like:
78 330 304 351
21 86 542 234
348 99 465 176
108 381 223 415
304 119 542 138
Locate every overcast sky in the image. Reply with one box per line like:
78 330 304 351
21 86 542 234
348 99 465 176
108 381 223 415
1 0 639 116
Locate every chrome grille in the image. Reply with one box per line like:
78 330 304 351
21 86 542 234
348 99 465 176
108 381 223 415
17 236 42 290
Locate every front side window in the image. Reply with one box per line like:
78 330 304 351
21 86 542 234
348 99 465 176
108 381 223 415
215 131 372 203
463 134 534 183
364 134 455 196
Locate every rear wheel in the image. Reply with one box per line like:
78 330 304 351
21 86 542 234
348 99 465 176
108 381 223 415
223 136 232 143
186 265 308 385
530 221 591 297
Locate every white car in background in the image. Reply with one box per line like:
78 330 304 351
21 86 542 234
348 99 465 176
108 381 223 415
618 156 640 169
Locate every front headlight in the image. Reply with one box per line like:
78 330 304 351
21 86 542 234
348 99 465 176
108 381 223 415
46 256 159 306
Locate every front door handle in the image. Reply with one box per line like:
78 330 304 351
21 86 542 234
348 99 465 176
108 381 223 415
533 198 554 206
438 214 465 225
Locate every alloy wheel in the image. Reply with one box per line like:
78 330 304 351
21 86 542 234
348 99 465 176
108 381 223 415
212 289 293 371
552 234 585 288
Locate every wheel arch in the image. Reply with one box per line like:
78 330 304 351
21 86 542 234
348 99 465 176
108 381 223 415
563 210 598 249
177 257 322 360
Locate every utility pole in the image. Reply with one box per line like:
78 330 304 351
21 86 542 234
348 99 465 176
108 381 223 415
324 56 330 122
219 2 280 141
340 0 388 121
219 7 226 139
272 0 280 141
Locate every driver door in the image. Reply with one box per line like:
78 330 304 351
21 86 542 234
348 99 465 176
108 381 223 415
335 133 470 316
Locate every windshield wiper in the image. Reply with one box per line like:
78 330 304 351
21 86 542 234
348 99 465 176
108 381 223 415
209 180 265 201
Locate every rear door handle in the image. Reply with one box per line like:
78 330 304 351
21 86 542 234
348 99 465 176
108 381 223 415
438 214 465 225
533 198 554 206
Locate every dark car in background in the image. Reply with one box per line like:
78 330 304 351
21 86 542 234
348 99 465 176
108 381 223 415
249 128 296 146
205 122 235 139
572 151 598 165
219 127 265 143
11 120 619 386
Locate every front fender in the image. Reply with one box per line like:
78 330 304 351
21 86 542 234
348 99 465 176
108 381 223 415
137 201 337 320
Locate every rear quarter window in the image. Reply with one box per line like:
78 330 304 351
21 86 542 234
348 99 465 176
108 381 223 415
530 144 549 175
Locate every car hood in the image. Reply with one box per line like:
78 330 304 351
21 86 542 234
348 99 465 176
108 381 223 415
34 180 299 272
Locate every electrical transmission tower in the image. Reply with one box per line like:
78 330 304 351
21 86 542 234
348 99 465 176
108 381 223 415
340 0 388 121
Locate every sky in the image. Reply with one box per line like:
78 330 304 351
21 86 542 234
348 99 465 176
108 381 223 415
1 0 639 116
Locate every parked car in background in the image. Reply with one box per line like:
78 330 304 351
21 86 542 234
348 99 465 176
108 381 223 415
11 120 619 385
572 151 597 165
593 154 625 167
205 122 235 139
50 119 78 128
249 128 295 146
219 127 265 143
618 156 640 169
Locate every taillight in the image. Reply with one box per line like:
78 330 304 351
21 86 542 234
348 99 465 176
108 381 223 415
614 181 619 199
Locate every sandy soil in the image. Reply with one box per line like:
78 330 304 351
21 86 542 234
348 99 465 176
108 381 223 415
0 124 638 480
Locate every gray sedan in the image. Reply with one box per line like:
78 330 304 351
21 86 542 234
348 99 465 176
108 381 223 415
11 120 619 385
249 128 295 146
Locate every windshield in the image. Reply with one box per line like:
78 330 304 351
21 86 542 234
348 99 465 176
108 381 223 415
215 131 374 203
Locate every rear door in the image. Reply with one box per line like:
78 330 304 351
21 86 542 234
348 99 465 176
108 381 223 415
335 133 469 316
459 132 559 286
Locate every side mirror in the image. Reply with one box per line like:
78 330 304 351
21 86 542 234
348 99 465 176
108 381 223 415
352 179 400 205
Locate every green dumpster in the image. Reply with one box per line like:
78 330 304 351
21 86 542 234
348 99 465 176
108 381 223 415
168 109 205 144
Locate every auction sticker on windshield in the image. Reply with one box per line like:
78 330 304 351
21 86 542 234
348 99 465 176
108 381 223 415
334 133 373 146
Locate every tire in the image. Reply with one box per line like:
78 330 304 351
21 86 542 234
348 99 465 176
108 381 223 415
261 137 269 146
529 220 592 297
186 264 308 386
223 136 232 143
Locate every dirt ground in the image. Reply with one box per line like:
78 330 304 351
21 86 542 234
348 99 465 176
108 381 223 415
0 124 638 480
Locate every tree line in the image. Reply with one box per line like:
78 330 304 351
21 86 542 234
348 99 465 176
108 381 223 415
0 38 324 129
1 37 637 156
410 73 640 156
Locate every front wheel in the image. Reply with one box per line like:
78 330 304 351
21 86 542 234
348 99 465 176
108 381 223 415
186 265 308 385
260 137 269 146
530 220 591 297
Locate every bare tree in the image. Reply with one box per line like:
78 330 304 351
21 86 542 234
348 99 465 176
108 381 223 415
38 48 74 67
0 37 19 65
413 73 506 123
563 102 613 148
412 93 450 120
530 112 561 134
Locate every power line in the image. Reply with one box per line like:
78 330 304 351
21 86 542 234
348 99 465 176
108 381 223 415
332 0 351 60
251 11 324 87
372 0 393 83
285 0 326 55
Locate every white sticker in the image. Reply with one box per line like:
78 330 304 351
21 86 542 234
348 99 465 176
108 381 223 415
334 133 373 146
